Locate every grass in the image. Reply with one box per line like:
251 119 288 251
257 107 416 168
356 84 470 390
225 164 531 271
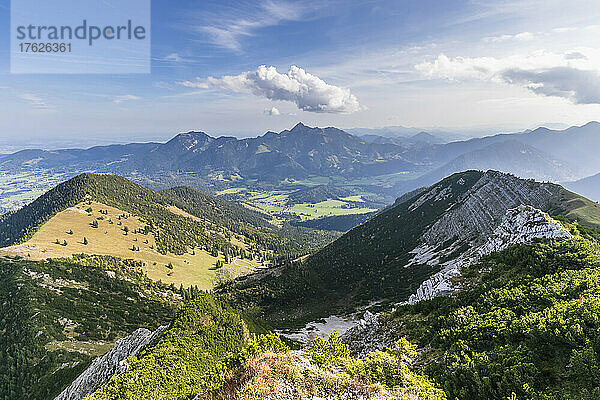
289 176 333 187
564 197 600 228
45 340 115 357
241 191 377 221
340 195 365 203
0 200 265 290
216 187 248 195
547 189 600 230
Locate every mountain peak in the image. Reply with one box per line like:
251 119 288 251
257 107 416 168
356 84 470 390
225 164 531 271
288 122 323 135
292 122 309 130
410 131 443 144
172 131 211 140
580 121 600 129
164 131 212 152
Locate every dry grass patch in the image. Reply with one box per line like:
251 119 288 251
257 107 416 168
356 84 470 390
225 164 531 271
0 201 260 289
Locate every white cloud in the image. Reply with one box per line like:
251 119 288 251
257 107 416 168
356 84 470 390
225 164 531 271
163 53 184 62
415 48 600 104
502 68 600 104
179 65 361 114
193 1 327 52
264 106 281 115
113 95 141 104
553 27 578 33
483 31 535 42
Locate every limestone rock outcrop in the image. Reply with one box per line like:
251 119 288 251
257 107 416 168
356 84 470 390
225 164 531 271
407 205 571 304
55 325 167 400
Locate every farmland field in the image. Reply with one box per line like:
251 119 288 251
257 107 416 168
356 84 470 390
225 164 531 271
235 190 379 221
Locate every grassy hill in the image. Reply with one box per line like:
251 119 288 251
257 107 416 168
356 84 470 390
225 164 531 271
0 173 338 289
225 171 600 325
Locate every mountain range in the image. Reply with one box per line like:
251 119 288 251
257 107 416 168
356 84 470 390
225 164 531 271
567 172 600 202
0 123 420 183
2 122 600 207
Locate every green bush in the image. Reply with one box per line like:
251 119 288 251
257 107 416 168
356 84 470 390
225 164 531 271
393 237 600 400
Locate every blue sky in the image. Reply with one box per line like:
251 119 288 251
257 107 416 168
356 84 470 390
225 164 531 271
1 0 600 145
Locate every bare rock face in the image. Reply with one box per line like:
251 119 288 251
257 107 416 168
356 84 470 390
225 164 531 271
343 311 398 359
420 171 562 246
55 326 167 400
407 205 571 304
344 205 571 356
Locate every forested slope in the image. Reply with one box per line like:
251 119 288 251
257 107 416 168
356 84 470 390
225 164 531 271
0 173 338 261
225 171 600 325
0 255 180 400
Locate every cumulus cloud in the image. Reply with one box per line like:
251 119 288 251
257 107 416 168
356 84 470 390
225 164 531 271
264 106 281 115
502 67 600 104
180 65 361 114
415 49 600 104
113 95 141 104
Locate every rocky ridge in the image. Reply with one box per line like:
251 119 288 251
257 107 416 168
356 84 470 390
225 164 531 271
55 325 167 400
420 171 561 246
343 204 572 358
407 205 571 304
